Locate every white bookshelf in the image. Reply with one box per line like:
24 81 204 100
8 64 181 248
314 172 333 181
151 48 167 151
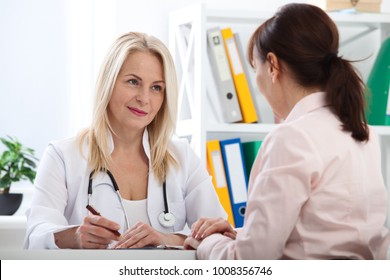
169 3 390 227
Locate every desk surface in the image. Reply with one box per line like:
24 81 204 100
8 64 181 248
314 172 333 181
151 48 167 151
0 249 196 260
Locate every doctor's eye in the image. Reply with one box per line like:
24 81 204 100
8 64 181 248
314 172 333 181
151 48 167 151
151 84 165 93
127 78 139 86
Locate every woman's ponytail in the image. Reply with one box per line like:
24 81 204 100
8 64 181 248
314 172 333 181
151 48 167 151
325 56 369 142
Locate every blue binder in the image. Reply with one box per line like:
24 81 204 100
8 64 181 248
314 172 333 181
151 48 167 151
219 138 248 228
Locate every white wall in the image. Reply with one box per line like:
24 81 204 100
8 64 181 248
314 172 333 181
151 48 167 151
0 0 308 160
0 0 69 158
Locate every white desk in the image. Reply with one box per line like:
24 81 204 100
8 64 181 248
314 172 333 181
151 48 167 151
0 249 196 260
0 186 32 250
0 187 196 258
0 214 196 259
0 216 27 250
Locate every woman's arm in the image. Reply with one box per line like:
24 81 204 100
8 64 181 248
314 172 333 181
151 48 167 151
24 143 71 249
25 141 123 249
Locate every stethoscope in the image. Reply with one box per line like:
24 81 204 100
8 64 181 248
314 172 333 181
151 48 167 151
87 170 176 229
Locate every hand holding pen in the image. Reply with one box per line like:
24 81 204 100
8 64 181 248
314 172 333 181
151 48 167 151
74 205 122 249
86 205 122 237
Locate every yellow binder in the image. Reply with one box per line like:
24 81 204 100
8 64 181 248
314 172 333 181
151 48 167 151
221 27 258 123
206 139 235 227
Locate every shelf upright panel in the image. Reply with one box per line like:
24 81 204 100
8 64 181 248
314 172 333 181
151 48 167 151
169 3 207 161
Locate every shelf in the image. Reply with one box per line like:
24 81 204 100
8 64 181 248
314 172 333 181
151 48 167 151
328 12 390 25
372 125 390 136
206 123 390 140
206 9 273 25
170 2 390 230
170 3 390 159
207 123 276 134
207 123 390 136
205 9 390 26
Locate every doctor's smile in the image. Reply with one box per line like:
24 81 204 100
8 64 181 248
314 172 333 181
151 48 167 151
128 107 147 117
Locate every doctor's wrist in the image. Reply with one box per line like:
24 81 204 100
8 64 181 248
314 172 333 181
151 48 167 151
54 226 80 249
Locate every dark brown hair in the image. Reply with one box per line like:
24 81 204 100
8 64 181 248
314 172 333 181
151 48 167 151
248 3 369 142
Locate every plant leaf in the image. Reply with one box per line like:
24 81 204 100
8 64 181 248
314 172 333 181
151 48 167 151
0 135 38 187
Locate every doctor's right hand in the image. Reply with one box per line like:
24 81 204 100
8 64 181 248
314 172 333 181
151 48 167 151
53 214 121 249
75 214 122 249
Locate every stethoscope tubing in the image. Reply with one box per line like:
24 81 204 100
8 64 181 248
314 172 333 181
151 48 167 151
87 170 174 229
88 170 130 230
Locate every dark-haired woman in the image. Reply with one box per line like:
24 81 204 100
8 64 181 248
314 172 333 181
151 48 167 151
184 3 390 259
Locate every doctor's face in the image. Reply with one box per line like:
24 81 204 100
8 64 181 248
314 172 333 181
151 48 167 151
108 51 165 134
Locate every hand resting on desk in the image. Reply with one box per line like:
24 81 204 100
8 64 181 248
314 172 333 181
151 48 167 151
112 221 186 249
184 217 237 250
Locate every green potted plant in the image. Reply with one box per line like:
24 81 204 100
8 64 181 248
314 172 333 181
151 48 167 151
0 136 38 215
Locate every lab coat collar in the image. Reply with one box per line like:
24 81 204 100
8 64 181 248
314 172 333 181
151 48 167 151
284 92 328 123
142 129 151 160
107 128 151 160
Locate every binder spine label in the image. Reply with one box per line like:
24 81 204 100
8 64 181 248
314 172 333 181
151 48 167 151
211 151 227 188
225 143 247 203
226 38 243 75
210 31 231 82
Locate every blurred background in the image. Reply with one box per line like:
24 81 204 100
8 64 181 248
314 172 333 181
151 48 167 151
0 0 306 159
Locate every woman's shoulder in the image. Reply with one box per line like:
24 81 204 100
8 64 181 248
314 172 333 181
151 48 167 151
168 137 198 161
45 134 86 161
168 136 191 152
49 135 80 150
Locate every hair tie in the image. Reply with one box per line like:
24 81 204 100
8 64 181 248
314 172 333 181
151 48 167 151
324 52 338 66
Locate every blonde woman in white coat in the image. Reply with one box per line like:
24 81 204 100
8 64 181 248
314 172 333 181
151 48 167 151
24 32 226 249
184 4 390 259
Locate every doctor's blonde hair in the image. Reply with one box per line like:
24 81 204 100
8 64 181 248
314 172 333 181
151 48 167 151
79 32 178 183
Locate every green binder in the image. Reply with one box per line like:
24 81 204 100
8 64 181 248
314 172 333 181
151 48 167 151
366 37 390 125
242 140 262 181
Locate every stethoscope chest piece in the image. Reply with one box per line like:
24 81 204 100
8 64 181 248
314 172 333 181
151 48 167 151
158 211 175 228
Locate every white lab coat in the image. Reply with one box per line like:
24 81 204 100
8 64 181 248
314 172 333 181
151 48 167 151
24 129 227 249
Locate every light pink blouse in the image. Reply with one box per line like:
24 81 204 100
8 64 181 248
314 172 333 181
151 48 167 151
197 92 390 259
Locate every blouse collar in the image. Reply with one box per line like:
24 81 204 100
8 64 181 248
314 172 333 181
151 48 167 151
284 92 329 123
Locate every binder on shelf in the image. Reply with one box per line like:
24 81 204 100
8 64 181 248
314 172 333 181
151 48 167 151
221 27 258 123
234 32 262 123
206 54 227 123
220 138 248 228
242 140 262 182
366 37 390 125
207 27 243 123
206 139 235 226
